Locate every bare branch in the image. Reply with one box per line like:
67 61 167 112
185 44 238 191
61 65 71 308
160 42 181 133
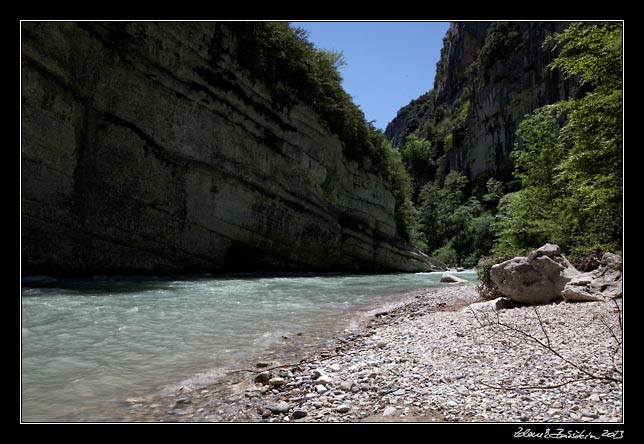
598 314 620 346
473 305 623 386
532 305 552 349
467 306 484 328
613 298 623 332
478 377 597 391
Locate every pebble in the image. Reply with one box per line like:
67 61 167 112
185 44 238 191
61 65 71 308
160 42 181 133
268 401 289 414
176 385 193 394
376 341 387 349
330 364 341 372
580 409 598 419
340 381 353 391
317 375 333 385
292 409 307 419
315 385 328 394
336 404 351 413
383 406 397 416
277 369 293 378
254 371 272 384
269 377 286 387
589 393 601 402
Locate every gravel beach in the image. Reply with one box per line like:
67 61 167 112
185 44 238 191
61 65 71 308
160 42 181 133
117 284 623 423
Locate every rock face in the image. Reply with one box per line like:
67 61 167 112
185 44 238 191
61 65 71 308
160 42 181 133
562 253 623 302
490 244 579 304
386 22 579 187
21 22 435 275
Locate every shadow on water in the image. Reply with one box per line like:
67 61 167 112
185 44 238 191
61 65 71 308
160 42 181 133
23 276 188 295
20 271 407 296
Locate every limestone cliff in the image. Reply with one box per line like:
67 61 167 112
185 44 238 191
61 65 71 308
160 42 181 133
22 22 436 275
386 22 580 188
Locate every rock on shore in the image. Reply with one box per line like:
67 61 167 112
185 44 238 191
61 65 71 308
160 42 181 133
491 244 622 305
490 244 579 304
563 253 623 302
439 273 470 284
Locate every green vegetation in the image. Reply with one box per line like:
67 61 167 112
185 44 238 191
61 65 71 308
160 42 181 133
494 22 623 261
415 173 497 267
210 22 417 240
220 22 367 157
212 22 622 261
475 255 509 300
398 22 622 268
410 93 471 174
479 22 523 70
399 134 436 190
387 91 435 147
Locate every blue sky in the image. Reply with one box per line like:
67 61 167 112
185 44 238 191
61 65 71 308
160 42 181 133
291 21 451 130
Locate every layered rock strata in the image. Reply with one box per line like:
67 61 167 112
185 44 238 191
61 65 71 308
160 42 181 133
22 22 435 274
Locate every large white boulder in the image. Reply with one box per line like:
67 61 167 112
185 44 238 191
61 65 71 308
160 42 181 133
490 244 579 304
562 253 622 302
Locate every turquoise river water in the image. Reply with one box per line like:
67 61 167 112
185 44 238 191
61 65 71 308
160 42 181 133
21 271 478 422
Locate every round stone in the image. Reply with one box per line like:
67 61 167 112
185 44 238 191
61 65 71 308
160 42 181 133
269 377 286 387
336 404 351 413
383 406 397 416
268 401 289 414
317 375 333 385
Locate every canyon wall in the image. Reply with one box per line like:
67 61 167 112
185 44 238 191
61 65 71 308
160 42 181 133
22 22 435 274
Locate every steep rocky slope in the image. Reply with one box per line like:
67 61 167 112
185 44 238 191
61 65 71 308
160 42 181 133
386 21 580 188
22 22 435 275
